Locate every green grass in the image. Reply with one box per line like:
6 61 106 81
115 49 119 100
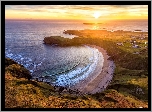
5 30 148 108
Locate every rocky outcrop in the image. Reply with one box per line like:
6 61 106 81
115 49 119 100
5 58 32 80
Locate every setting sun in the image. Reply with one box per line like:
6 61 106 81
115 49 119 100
93 12 101 19
5 5 148 21
3 2 149 109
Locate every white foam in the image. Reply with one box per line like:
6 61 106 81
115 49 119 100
28 58 32 62
30 70 34 73
55 46 104 87
18 55 22 58
37 62 42 66
6 53 13 57
21 58 24 60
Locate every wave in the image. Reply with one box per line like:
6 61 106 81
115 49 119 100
5 45 104 88
54 46 104 87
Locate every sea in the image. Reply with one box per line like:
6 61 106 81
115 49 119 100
5 19 148 87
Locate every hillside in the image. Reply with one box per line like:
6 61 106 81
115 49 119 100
5 30 148 108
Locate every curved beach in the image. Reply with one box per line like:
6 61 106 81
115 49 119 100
73 45 115 94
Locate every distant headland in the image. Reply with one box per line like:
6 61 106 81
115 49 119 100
83 23 102 25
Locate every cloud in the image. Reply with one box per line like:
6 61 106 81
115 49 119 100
67 5 95 10
5 5 148 20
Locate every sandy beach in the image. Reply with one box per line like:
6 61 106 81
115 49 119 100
31 44 115 95
73 45 115 94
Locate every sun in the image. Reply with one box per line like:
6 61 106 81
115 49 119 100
93 12 101 19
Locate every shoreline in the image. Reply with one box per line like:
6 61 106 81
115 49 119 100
28 44 115 95
73 45 115 94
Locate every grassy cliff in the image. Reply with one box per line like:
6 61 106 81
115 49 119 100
5 30 148 108
5 61 148 108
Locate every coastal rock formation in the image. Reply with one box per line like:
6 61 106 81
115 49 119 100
43 36 82 46
5 58 32 80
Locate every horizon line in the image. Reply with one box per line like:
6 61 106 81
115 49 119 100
5 18 148 21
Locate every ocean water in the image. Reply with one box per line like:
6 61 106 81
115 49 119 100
5 19 148 87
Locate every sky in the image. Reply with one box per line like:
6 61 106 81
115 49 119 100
5 5 148 21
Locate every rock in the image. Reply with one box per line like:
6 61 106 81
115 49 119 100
132 44 140 48
5 62 32 80
5 58 18 68
59 86 65 93
136 87 144 95
116 43 123 46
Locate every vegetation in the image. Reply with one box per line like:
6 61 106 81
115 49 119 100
5 30 148 108
44 36 82 46
44 30 148 70
5 58 32 80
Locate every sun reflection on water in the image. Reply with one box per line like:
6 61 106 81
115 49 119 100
92 25 100 30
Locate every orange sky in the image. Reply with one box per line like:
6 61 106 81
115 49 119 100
5 5 148 21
